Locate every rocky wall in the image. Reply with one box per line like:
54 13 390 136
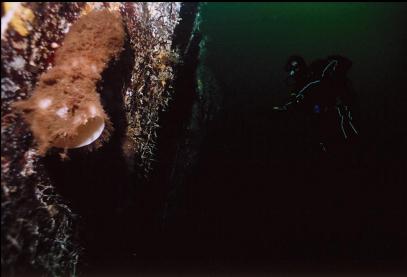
1 2 186 275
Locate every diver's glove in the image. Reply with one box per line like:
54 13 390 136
272 106 287 111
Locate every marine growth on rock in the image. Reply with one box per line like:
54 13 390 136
13 10 125 155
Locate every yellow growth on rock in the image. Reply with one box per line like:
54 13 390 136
13 10 125 156
3 2 35 37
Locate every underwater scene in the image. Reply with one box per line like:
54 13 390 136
1 2 406 276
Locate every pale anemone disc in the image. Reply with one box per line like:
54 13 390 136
52 116 105 149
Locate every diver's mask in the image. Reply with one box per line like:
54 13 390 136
286 61 301 86
288 61 300 77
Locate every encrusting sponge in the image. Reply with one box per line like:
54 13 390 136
13 10 125 156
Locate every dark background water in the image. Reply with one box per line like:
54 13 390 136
201 2 406 125
153 2 407 274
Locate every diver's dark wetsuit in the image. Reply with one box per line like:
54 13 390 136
276 55 359 155
271 55 363 255
275 55 361 204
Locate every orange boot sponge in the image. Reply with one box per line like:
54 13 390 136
13 10 125 155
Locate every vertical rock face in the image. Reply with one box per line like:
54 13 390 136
1 2 186 275
120 3 182 175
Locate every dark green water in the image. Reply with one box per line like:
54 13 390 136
164 2 407 265
200 2 407 126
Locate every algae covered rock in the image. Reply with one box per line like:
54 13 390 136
1 2 189 275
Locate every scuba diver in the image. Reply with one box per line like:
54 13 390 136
273 54 359 154
271 55 363 254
